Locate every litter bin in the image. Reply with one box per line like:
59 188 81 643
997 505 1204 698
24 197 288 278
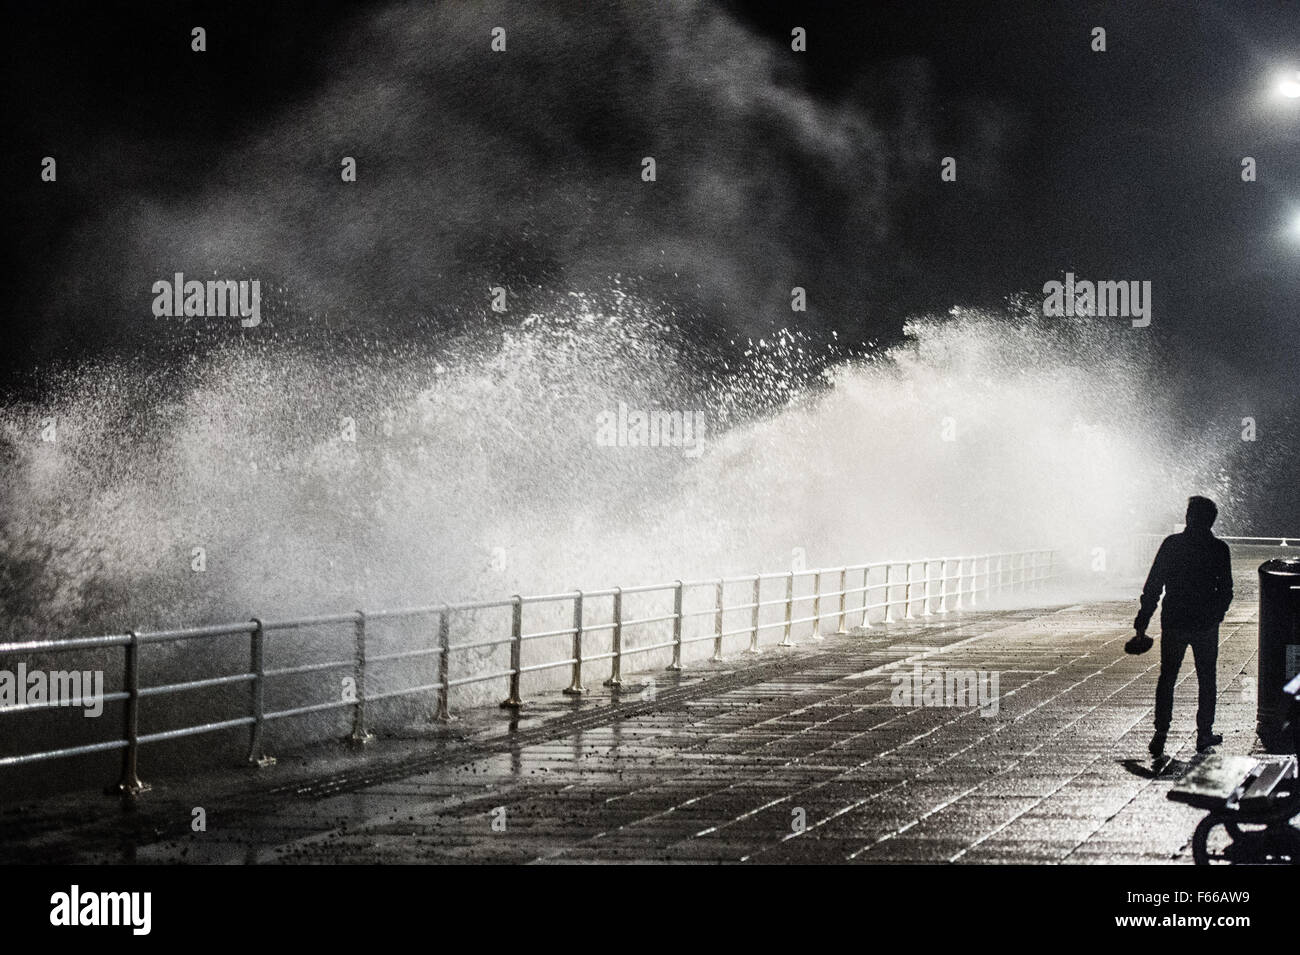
1257 558 1300 749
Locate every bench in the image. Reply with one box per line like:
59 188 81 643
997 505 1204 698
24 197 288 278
1168 671 1300 862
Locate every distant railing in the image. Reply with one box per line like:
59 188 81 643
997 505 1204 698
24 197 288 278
0 549 1058 795
1131 533 1296 574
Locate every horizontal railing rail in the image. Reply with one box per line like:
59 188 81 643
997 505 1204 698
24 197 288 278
1133 532 1298 545
0 548 1059 795
1131 532 1296 572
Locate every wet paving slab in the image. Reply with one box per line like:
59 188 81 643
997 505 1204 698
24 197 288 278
0 559 1277 864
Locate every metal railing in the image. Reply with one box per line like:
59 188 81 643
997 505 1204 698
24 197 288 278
0 548 1058 795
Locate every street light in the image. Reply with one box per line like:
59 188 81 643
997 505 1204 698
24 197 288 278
1278 71 1300 98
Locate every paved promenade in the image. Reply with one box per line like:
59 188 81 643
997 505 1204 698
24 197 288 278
1 556 1269 864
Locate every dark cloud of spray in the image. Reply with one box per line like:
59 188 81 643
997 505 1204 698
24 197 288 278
30 0 971 367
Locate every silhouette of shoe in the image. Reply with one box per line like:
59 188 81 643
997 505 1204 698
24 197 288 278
1149 731 1166 757
1196 733 1223 752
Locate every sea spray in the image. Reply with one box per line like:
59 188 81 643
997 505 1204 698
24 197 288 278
0 297 1234 642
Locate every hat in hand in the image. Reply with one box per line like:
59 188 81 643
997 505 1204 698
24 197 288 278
1125 633 1154 655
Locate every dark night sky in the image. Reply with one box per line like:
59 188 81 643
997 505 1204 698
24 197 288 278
3 0 1300 400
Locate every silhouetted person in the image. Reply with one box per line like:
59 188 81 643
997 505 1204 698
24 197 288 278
1134 496 1233 757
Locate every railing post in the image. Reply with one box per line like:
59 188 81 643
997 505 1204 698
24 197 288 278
836 567 848 634
997 554 1005 594
883 564 894 624
921 560 932 617
434 604 454 721
859 566 873 630
904 562 914 619
247 618 275 767
780 572 795 647
937 558 948 614
604 587 624 686
712 579 725 662
810 570 824 640
667 581 684 671
747 575 762 654
955 557 965 610
350 611 374 744
501 595 524 707
115 630 150 796
564 591 587 695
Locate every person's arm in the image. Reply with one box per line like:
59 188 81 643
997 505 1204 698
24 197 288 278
1214 542 1233 621
1134 539 1168 634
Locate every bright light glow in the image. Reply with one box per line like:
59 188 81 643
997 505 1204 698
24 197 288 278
1279 72 1300 98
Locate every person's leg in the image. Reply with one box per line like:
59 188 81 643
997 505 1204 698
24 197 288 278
1190 625 1220 741
1153 630 1189 735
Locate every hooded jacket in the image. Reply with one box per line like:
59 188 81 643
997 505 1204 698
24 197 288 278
1134 525 1233 633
